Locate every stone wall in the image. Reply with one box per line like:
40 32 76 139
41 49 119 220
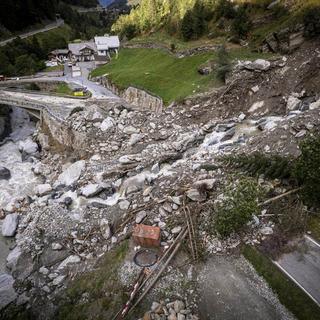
0 105 11 141
97 76 163 113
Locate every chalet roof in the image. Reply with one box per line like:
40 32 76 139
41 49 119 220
50 49 70 55
94 36 120 50
68 42 97 55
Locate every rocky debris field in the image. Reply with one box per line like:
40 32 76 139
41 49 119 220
141 299 199 320
0 41 319 319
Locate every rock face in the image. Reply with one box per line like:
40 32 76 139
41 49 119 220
0 273 17 310
2 214 19 237
57 160 86 186
0 166 11 180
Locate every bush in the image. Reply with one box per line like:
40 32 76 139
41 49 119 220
26 83 41 91
215 0 236 20
303 6 320 39
231 5 251 39
294 135 320 207
216 45 231 83
121 24 137 40
215 178 261 238
224 152 294 180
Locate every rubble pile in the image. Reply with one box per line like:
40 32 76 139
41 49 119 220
0 41 319 318
142 300 199 320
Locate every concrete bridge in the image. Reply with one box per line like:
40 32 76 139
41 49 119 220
0 90 84 123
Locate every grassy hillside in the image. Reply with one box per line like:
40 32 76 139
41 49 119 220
91 47 273 104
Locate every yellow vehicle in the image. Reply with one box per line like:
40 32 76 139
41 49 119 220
73 91 84 96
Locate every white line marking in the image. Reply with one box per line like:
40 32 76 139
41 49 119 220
273 261 320 307
305 235 320 249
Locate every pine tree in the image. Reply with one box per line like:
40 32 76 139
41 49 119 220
181 10 195 41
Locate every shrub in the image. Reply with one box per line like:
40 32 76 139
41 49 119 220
303 6 320 39
215 178 261 238
215 0 236 20
223 152 294 180
231 5 251 39
294 135 320 207
121 24 137 40
216 45 231 83
26 83 41 91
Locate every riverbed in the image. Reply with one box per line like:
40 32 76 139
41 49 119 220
0 107 38 271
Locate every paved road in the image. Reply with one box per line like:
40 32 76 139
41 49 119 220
275 235 320 306
0 19 64 47
198 256 294 320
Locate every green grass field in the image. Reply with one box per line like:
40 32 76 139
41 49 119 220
44 65 64 72
55 83 74 96
242 245 320 320
91 48 274 104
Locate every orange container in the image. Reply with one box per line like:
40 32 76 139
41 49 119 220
132 224 161 248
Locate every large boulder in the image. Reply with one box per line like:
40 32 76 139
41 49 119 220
0 166 11 180
18 137 38 155
0 273 17 310
2 214 19 237
100 117 116 132
57 160 86 186
35 184 52 196
6 246 22 270
81 183 105 198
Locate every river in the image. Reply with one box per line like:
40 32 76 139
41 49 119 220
0 107 39 272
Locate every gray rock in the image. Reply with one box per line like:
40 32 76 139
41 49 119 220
100 117 115 132
295 130 307 138
128 133 144 146
287 96 301 111
57 255 81 270
177 314 186 320
57 160 86 186
6 246 22 270
18 137 38 155
118 155 139 165
0 166 11 180
102 223 112 240
52 275 66 286
186 189 206 202
174 300 185 313
39 267 49 275
52 243 63 251
136 211 147 224
171 226 182 234
260 227 273 235
2 214 19 237
0 273 17 310
242 59 271 71
81 184 104 198
119 200 131 210
123 126 140 134
35 184 52 196
151 301 161 312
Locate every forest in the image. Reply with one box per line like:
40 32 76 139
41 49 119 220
0 0 120 77
0 0 99 35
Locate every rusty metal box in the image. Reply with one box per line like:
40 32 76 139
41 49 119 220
132 224 161 248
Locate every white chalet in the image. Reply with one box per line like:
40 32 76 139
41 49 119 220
94 36 120 58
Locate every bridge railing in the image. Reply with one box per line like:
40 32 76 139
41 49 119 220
0 95 68 124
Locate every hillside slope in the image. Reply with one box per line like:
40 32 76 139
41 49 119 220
112 0 320 50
